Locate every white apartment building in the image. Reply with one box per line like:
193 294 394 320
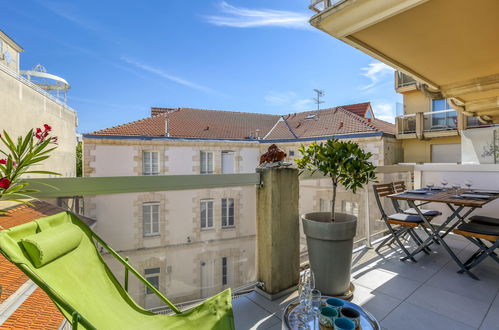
0 30 77 178
83 104 401 308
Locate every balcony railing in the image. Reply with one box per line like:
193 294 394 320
395 71 417 89
396 114 416 134
423 110 458 132
309 0 343 13
0 62 76 113
467 116 493 129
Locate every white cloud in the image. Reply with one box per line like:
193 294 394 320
372 103 395 123
265 91 297 105
360 61 394 90
204 1 310 29
121 56 216 93
265 91 314 111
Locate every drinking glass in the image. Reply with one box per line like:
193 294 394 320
465 180 473 191
426 183 434 191
441 179 448 190
310 289 322 329
298 269 314 322
452 183 461 193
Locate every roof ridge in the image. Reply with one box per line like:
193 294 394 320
336 107 378 131
281 117 298 138
153 107 280 117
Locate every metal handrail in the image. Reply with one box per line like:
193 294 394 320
423 109 457 116
0 62 76 113
396 113 416 119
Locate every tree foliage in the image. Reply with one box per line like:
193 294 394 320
0 126 59 210
296 139 377 221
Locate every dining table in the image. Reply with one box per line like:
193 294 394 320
388 187 499 279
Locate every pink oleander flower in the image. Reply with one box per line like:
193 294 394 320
0 177 11 189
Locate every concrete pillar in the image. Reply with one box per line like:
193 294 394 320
416 112 424 139
256 167 299 299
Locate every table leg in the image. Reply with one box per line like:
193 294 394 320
401 204 463 260
439 205 476 239
407 201 479 280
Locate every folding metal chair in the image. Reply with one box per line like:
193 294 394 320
373 183 434 262
453 221 499 279
392 181 441 217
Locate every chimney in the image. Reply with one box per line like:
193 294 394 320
151 107 177 117
165 119 170 137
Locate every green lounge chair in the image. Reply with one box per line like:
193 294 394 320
0 211 235 329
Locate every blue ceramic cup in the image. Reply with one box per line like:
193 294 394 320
319 306 338 328
326 297 345 312
334 317 355 330
340 306 360 327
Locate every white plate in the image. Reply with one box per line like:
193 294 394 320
406 190 428 194
460 194 490 199
474 190 499 194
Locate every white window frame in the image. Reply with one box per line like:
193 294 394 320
143 202 160 237
142 151 159 176
222 257 228 286
221 151 235 174
320 199 332 212
200 199 214 230
144 267 160 295
221 198 235 228
200 151 214 174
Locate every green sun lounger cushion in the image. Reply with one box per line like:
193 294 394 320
0 211 235 330
21 223 82 268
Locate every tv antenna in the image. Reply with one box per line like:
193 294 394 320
312 89 325 111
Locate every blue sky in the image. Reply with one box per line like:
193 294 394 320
2 0 401 133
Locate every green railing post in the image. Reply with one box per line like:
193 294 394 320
72 311 79 330
124 257 129 292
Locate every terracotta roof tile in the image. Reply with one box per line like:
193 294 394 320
0 288 64 329
0 201 96 329
88 103 395 140
340 102 372 117
263 118 297 140
92 108 280 139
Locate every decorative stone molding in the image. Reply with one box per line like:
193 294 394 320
191 189 243 241
133 145 169 175
133 192 169 249
83 143 96 177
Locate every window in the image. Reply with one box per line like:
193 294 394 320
200 199 214 229
145 267 160 294
222 257 228 286
431 99 451 112
320 199 331 212
142 151 159 175
222 198 235 227
200 151 214 174
341 201 359 217
221 151 234 174
143 202 160 236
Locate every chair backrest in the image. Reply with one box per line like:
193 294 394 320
391 181 407 213
372 183 395 219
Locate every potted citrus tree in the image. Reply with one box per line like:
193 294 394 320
296 139 376 297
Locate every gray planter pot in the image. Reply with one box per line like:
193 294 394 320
302 212 357 297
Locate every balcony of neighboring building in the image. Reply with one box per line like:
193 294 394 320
309 0 499 124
